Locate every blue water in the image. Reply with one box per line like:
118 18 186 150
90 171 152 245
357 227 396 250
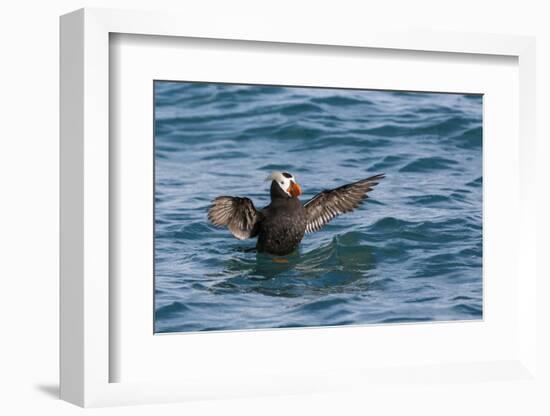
154 81 483 333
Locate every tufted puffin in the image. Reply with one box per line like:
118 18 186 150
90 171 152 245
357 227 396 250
208 172 385 255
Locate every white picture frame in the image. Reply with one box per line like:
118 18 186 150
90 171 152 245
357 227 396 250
60 7 538 408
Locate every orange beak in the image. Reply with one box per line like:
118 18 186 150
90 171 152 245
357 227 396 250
288 181 302 198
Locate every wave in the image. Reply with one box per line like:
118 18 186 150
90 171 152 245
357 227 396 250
368 155 405 171
311 95 374 106
452 303 482 316
406 194 451 205
466 176 483 188
415 116 476 135
153 81 483 332
155 301 191 319
206 232 376 298
399 156 459 172
447 126 483 149
279 102 324 115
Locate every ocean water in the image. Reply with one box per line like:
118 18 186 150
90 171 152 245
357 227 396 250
154 81 483 333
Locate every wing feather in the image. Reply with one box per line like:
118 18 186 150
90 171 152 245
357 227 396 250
207 196 262 240
304 173 384 233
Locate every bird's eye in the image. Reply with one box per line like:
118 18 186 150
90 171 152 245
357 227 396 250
280 181 284 185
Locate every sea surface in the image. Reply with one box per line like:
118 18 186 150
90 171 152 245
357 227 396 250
154 81 483 333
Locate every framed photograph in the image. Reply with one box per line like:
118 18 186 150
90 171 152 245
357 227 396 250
60 8 538 407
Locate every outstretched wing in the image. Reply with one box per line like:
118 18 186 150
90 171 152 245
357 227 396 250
207 196 262 240
304 173 385 233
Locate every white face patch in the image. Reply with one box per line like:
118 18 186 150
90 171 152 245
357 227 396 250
266 171 295 196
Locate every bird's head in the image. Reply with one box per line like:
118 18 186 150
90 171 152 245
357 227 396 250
266 171 302 198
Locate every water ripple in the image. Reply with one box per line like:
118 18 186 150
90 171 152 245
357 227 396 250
154 81 483 333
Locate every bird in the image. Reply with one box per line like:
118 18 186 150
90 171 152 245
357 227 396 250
207 171 385 256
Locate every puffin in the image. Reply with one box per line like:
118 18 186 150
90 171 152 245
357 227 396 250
207 172 385 256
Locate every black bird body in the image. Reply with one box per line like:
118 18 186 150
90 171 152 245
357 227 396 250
208 172 384 256
256 181 307 255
